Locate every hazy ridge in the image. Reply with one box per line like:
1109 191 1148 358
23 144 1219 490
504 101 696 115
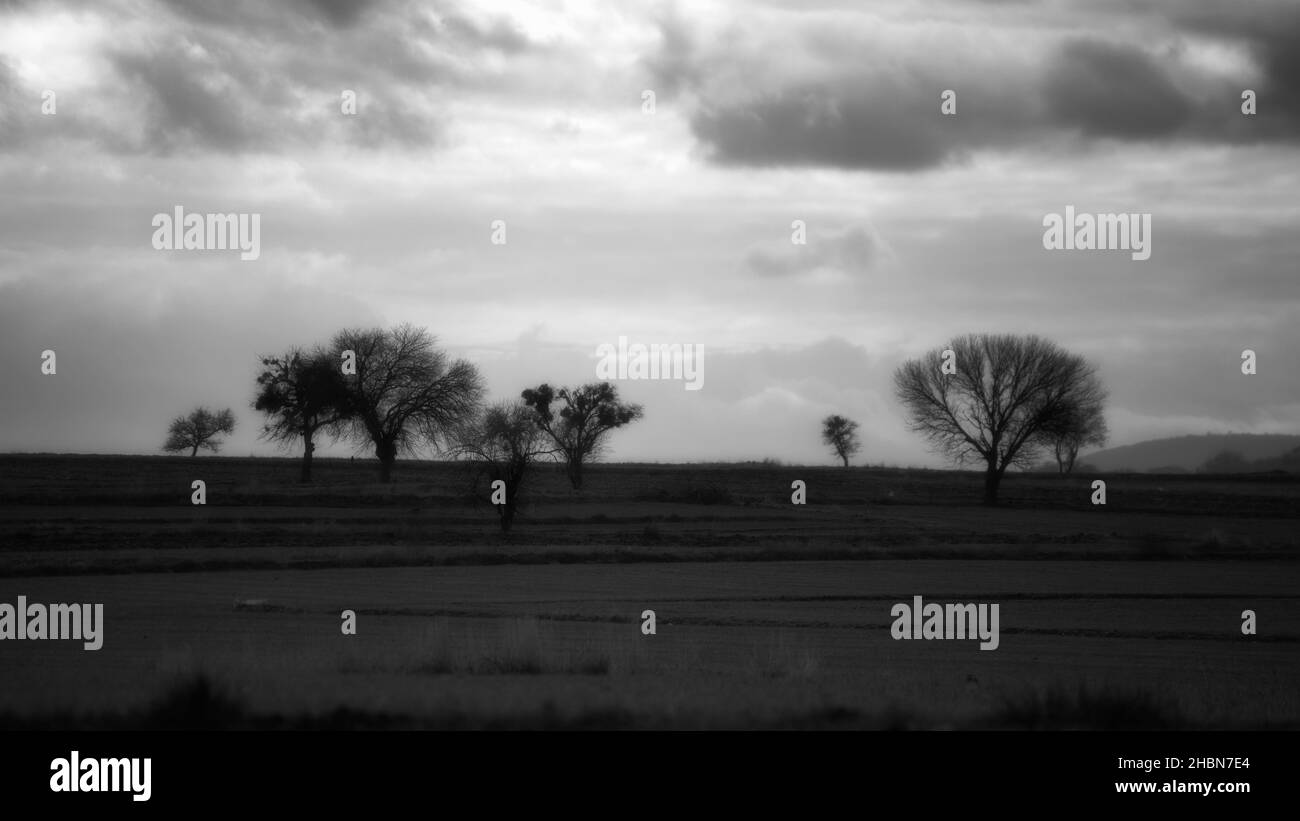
1083 433 1300 473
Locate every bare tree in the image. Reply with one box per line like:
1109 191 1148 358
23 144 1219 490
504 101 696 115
163 407 236 457
821 414 861 467
893 334 1106 505
521 382 643 490
453 400 555 532
1042 400 1108 474
253 346 353 483
331 324 485 483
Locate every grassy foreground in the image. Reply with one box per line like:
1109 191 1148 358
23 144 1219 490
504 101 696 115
0 455 1296 729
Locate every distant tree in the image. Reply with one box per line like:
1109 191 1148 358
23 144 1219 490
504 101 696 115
331 324 485 483
1042 400 1109 474
893 333 1107 505
1200 450 1248 474
253 346 353 483
453 400 554 532
163 407 236 457
821 415 861 467
521 382 643 489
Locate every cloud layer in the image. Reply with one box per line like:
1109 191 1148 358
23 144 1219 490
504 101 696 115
0 0 1295 466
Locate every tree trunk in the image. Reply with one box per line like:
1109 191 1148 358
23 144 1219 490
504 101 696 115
190 443 199 457
499 499 516 532
376 440 397 483
301 431 315 484
497 473 523 532
566 457 583 490
983 462 1000 506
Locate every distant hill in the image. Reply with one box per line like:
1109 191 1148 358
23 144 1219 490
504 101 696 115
1082 433 1300 473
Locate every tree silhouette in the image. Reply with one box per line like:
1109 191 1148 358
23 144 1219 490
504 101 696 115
1042 399 1108 474
894 333 1106 505
821 414 861 467
253 346 353 483
331 324 484 483
521 382 643 490
163 407 236 457
453 400 554 532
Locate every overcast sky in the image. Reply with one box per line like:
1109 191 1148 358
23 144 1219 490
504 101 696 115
1 0 1297 466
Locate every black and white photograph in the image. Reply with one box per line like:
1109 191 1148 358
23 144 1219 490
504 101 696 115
0 0 1295 805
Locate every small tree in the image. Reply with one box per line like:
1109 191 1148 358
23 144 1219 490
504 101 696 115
1042 400 1108 474
521 382 643 490
821 415 861 467
253 347 353 483
163 407 236 457
454 400 554 532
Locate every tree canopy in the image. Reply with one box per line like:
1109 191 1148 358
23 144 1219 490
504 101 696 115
253 346 353 482
894 333 1107 504
163 407 236 457
331 324 484 482
821 415 861 467
521 382 643 490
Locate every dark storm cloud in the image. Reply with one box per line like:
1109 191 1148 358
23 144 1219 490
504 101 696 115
110 47 269 154
693 85 950 171
439 13 531 53
663 22 1037 172
302 0 379 27
163 0 536 51
1171 0 1300 127
687 58 1051 172
2 0 385 29
160 0 384 30
667 2 1300 171
0 0 548 156
1043 39 1194 138
105 43 442 154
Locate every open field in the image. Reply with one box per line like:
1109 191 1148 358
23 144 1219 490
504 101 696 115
1 455 1297 728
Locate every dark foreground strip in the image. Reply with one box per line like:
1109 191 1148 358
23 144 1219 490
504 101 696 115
0 728 1282 811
